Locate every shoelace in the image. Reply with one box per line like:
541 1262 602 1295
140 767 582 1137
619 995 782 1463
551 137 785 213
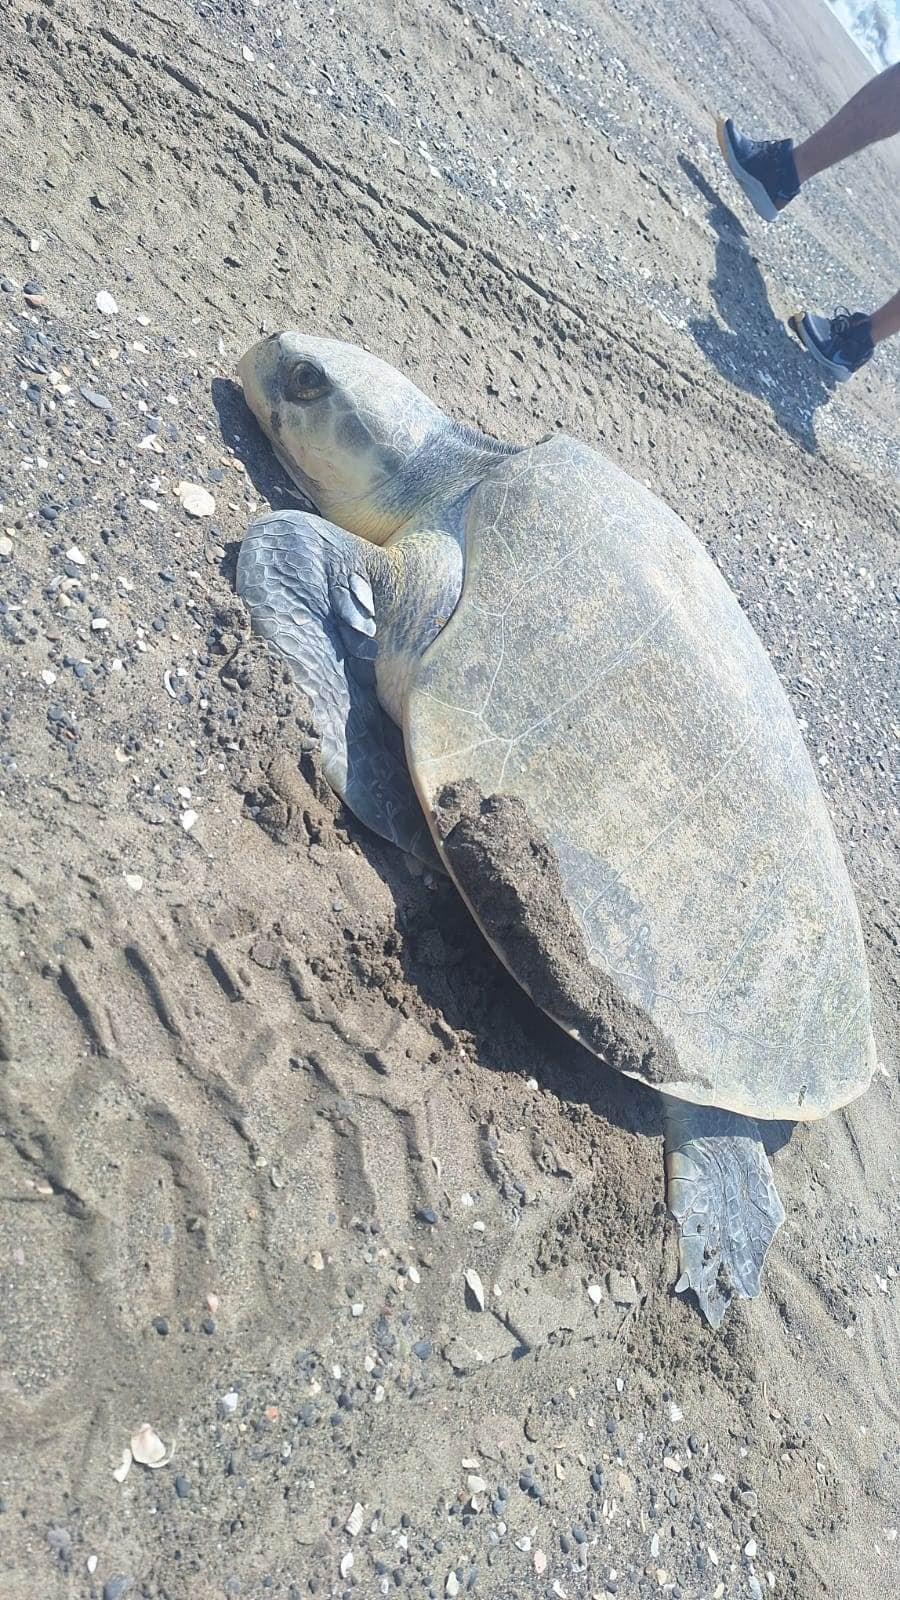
830 306 873 343
830 306 856 337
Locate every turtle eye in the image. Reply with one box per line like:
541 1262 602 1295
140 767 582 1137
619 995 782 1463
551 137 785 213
283 358 331 404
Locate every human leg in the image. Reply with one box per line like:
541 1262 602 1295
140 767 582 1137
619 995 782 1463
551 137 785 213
786 287 898 381
716 62 900 220
870 287 900 346
794 62 900 183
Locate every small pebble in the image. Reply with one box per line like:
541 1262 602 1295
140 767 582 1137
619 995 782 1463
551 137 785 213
607 1269 638 1305
103 1580 132 1600
80 385 113 412
174 1475 190 1498
46 1527 73 1562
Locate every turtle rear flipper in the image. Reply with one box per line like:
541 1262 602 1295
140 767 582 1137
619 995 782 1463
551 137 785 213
663 1096 786 1327
237 510 439 868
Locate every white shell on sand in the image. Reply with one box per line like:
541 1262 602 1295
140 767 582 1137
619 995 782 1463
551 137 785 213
130 1424 170 1468
175 481 216 517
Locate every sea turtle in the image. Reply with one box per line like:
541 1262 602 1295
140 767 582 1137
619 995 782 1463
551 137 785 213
235 333 876 1326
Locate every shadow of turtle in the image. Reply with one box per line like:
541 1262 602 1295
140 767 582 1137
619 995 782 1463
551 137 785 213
210 375 316 513
383 845 792 1160
678 155 835 454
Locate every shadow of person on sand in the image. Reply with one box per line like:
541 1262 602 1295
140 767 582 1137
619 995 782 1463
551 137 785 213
678 155 835 454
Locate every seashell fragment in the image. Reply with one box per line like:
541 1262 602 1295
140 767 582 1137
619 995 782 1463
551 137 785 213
464 1268 485 1310
130 1424 169 1468
175 481 215 517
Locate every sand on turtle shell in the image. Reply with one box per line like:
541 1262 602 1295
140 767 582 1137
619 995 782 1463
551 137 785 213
434 779 682 1088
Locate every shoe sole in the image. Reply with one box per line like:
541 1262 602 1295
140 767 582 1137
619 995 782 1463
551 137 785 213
715 117 780 222
787 312 853 382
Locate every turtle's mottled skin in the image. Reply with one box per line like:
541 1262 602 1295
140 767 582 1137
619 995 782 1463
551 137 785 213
236 332 876 1327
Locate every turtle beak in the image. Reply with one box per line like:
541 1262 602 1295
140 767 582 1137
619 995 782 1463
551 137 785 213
237 337 278 421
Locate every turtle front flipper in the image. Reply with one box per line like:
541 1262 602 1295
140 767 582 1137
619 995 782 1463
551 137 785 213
662 1096 786 1327
237 510 439 868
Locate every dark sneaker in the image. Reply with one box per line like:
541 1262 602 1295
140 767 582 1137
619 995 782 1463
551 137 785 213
788 308 874 382
715 117 800 220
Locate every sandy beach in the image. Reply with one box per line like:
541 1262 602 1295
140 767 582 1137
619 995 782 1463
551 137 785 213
0 1 897 1596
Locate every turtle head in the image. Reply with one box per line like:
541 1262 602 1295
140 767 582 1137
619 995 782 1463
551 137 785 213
237 333 448 542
